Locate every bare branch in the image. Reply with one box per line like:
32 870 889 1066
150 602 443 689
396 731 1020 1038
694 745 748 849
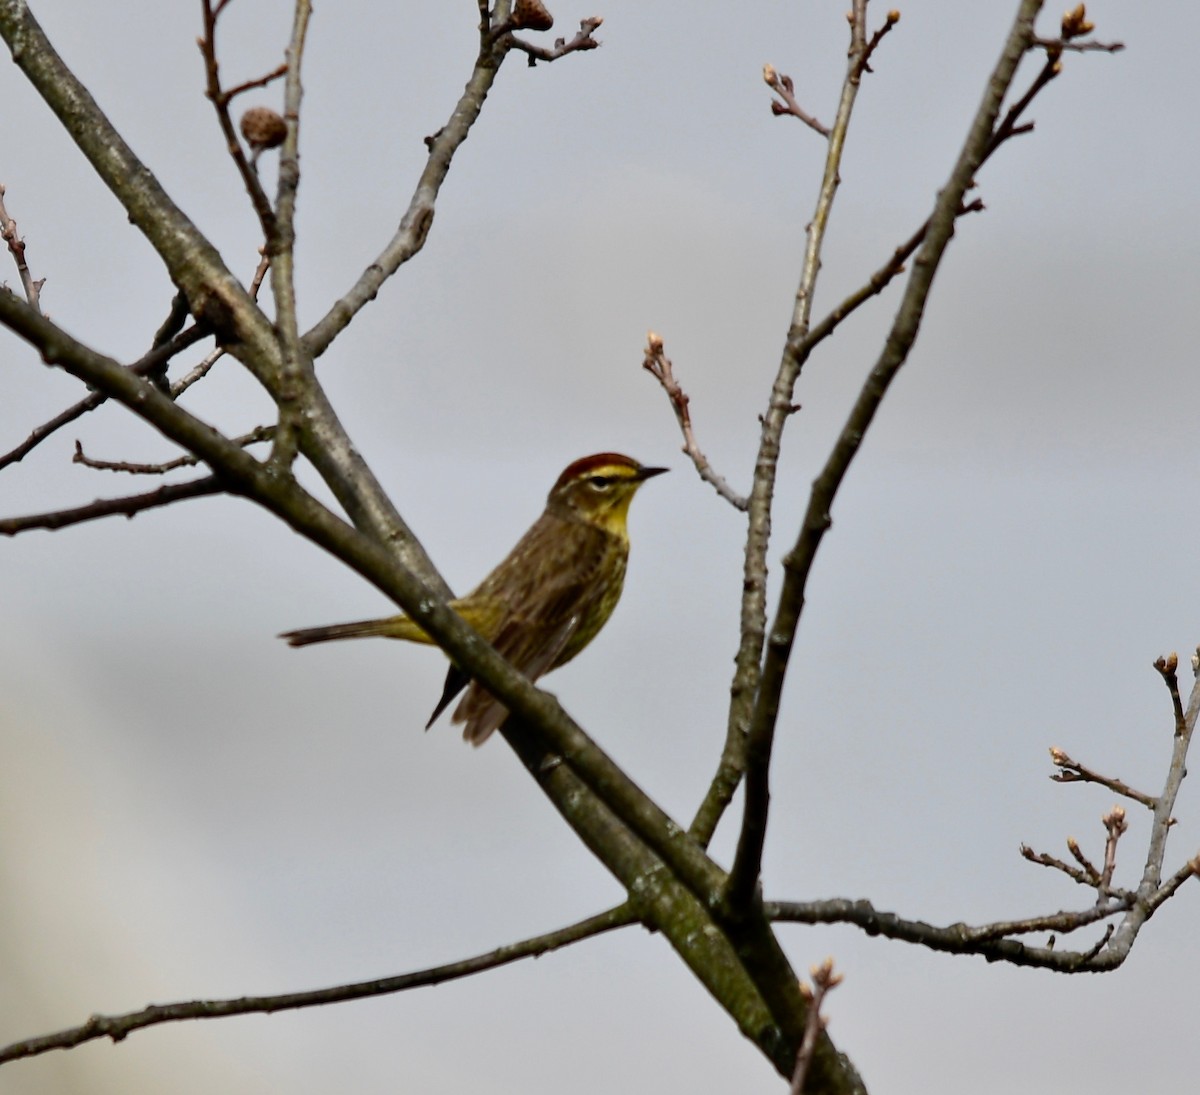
73 427 275 475
223 62 289 103
172 253 270 398
852 8 901 79
1153 651 1187 737
0 0 281 370
0 322 211 471
725 0 1054 905
1019 842 1127 894
263 0 312 471
1146 853 1200 915
0 184 43 312
505 15 603 66
0 903 638 1065
794 197 984 364
302 9 601 357
1100 806 1129 892
763 63 830 138
1031 35 1124 53
1048 746 1158 810
1066 834 1102 883
767 895 1134 971
642 331 747 511
198 0 279 232
693 0 874 856
0 476 225 536
720 0 873 897
790 958 843 1095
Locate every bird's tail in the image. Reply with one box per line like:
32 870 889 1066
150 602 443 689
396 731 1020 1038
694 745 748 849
278 615 430 648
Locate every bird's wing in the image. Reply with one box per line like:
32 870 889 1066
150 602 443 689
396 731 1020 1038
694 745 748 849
451 611 582 746
432 521 618 745
423 584 584 735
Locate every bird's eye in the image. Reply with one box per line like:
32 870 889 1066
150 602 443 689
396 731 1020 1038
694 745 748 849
586 475 614 491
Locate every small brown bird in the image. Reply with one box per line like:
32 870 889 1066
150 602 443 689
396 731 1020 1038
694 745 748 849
280 452 667 745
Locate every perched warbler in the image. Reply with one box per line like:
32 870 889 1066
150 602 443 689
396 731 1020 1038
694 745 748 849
280 452 667 745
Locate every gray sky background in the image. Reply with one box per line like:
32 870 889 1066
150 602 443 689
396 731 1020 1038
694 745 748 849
2 2 1198 1092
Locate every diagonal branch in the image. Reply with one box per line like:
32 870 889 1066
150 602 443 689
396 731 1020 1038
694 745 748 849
643 332 747 510
0 1 279 366
1049 746 1159 810
302 3 599 357
0 322 211 471
0 475 224 536
0 903 637 1065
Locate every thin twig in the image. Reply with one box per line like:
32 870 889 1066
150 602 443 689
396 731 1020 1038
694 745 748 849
72 426 275 475
789 958 843 1095
0 476 225 536
763 64 830 138
725 0 1056 905
0 322 210 471
172 253 270 398
303 2 599 358
0 903 638 1065
721 0 872 900
1153 652 1187 736
1020 842 1129 894
503 16 602 66
1099 806 1128 893
0 183 43 311
1048 747 1158 810
766 894 1134 972
642 332 747 511
222 61 289 102
1031 35 1124 53
0 252 265 471
793 197 984 364
692 0 873 857
198 0 278 232
1066 835 1101 883
852 8 901 79
1146 853 1200 915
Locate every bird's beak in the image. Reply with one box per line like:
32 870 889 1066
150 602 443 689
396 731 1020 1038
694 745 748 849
636 465 669 481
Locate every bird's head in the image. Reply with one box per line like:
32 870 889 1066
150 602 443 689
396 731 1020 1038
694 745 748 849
546 452 668 538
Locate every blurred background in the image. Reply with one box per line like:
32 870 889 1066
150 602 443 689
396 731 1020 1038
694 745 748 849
2 2 1198 1092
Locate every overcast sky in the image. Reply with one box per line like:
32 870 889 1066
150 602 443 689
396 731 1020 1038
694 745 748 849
3 2 1199 1093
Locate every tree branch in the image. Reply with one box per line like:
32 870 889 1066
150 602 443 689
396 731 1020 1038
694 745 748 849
0 475 225 536
726 0 1049 909
504 15 603 66
265 0 312 470
642 331 747 510
0 0 281 368
0 322 210 471
692 0 877 854
198 0 279 234
767 895 1134 971
0 183 43 311
0 903 638 1065
1048 746 1159 810
718 0 877 893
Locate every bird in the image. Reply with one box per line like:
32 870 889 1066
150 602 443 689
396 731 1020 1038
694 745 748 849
279 452 667 745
